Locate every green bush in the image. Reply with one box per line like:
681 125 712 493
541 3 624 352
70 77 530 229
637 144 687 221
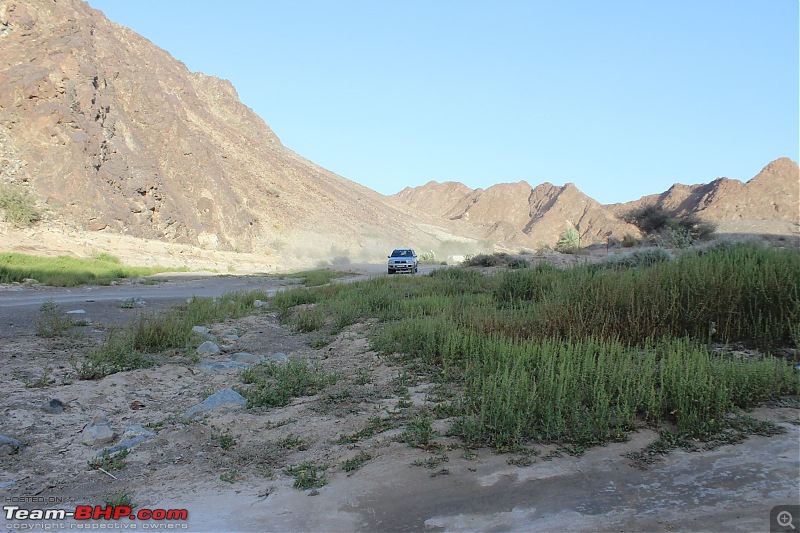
0 185 39 227
555 227 581 254
625 205 716 245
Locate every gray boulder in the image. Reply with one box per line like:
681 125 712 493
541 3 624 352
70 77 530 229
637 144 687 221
43 398 65 414
182 388 247 419
230 352 260 364
197 361 250 372
196 341 221 356
0 435 22 455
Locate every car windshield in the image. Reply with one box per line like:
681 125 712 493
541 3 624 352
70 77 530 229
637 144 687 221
391 249 411 257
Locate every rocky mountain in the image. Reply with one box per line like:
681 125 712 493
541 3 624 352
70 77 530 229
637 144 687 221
394 180 643 248
394 158 799 247
0 0 475 263
606 158 800 223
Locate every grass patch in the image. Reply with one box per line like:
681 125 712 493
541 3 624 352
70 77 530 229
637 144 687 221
284 461 328 490
75 290 271 379
272 243 799 453
34 300 76 338
0 252 187 287
287 269 354 287
341 451 372 472
88 449 130 471
103 491 134 509
237 359 338 408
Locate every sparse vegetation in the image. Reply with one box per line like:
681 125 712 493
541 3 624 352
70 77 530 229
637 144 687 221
103 491 134 509
237 359 338 408
625 205 716 246
34 300 76 338
212 432 237 451
462 252 528 269
272 242 799 454
341 451 372 472
284 461 328 490
88 449 130 472
0 252 186 287
0 184 40 227
288 269 353 287
76 290 271 379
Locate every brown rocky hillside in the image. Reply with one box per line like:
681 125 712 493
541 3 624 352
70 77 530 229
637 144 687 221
394 180 643 248
607 158 800 225
0 0 475 262
395 158 799 247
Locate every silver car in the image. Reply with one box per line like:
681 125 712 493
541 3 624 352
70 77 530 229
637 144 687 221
388 248 418 274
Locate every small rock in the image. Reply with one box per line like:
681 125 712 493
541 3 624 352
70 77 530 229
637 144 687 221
43 399 65 414
253 300 267 308
66 309 86 314
0 481 15 489
92 410 109 424
192 326 211 334
122 424 156 440
182 388 247 419
196 341 220 356
230 352 259 364
222 334 239 342
197 361 250 372
97 436 148 457
264 352 289 363
82 424 115 446
110 281 119 286
130 400 146 410
0 435 22 455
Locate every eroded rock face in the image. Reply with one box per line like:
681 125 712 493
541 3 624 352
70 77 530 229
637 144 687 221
395 158 799 246
0 0 430 255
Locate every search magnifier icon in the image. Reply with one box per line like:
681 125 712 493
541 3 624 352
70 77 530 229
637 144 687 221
778 511 796 530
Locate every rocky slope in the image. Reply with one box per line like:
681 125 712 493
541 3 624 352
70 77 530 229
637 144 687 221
606 157 800 223
394 180 643 247
0 0 472 262
395 158 799 246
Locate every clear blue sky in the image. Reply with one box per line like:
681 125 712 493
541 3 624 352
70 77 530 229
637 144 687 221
86 0 799 204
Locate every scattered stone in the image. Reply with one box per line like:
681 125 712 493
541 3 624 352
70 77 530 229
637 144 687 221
197 361 250 372
130 400 146 410
222 334 239 342
110 281 119 286
0 435 22 455
230 352 260 364
121 424 156 440
43 399 65 414
0 481 15 489
182 388 247 419
22 278 39 285
192 326 211 334
265 352 289 363
253 300 267 308
97 436 148 458
66 309 86 314
196 341 220 356
82 411 116 446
